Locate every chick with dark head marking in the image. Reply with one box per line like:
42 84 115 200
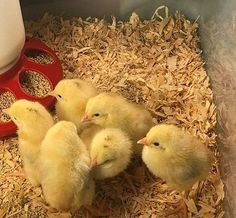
82 92 154 154
49 79 98 133
90 128 133 179
4 99 54 186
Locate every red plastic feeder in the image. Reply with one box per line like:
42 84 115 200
0 38 63 138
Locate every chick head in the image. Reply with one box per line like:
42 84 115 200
4 99 53 130
138 124 179 155
89 128 132 179
81 93 121 126
49 79 97 104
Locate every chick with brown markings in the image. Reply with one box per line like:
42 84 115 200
39 121 95 212
90 128 133 179
138 124 213 217
49 79 98 133
81 92 154 154
4 100 54 186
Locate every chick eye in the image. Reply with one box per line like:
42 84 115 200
153 142 159 146
58 94 62 98
93 113 100 117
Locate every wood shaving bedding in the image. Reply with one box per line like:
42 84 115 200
0 11 224 217
0 92 15 122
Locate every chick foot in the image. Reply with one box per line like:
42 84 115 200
165 199 188 218
190 182 202 203
6 169 25 178
32 197 57 213
83 205 110 217
122 172 138 195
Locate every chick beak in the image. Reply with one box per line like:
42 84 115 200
137 137 148 145
81 114 91 122
2 108 9 115
90 159 97 169
48 91 57 97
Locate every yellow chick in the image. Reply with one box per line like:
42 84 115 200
49 79 98 133
138 124 213 216
3 100 54 186
39 121 95 211
138 124 213 191
81 92 154 154
90 128 133 179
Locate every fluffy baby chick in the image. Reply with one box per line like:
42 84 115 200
138 124 213 216
3 100 54 186
90 128 133 179
39 121 95 211
82 92 154 154
49 79 98 133
89 128 138 194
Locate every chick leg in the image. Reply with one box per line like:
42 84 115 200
122 172 138 195
6 168 25 178
83 205 110 217
165 199 188 218
32 197 58 213
166 191 189 218
191 181 202 203
184 190 190 199
145 166 156 183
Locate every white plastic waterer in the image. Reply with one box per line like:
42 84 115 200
0 0 25 74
